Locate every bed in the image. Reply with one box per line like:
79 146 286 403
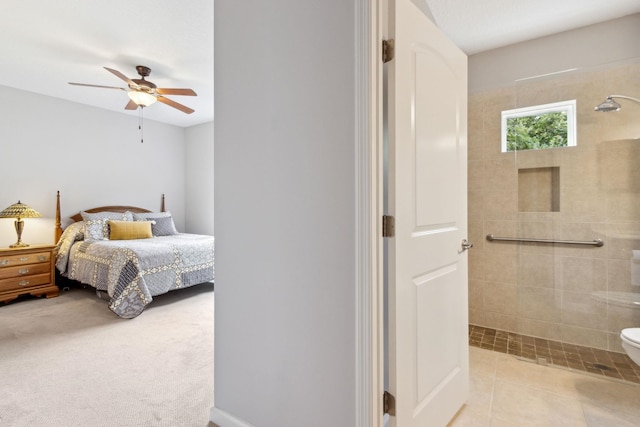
54 192 214 318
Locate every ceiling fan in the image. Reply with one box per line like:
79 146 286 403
69 65 197 114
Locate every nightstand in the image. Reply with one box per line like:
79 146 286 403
0 244 58 304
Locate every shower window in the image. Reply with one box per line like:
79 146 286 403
501 100 577 152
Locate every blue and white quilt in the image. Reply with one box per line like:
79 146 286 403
55 222 214 318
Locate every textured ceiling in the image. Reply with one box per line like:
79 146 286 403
0 1 637 128
424 0 640 55
0 0 213 128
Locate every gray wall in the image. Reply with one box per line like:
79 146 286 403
213 0 357 425
185 121 214 235
0 84 213 246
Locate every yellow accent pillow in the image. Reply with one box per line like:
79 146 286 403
108 220 154 240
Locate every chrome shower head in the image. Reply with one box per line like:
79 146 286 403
594 94 640 112
594 96 621 112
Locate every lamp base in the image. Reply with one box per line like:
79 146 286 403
9 242 29 248
10 218 28 248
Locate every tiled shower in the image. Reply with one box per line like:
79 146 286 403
468 60 640 356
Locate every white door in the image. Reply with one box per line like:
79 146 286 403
385 0 469 426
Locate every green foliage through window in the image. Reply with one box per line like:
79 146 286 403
506 112 568 151
501 100 576 153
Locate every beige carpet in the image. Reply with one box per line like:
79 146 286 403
0 283 215 427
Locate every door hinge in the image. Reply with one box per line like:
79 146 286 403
383 390 396 416
382 39 395 63
382 215 395 238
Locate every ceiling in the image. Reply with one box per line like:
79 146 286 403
0 0 213 128
0 1 637 128
423 0 640 55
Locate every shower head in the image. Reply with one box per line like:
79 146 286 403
594 97 621 112
594 94 640 112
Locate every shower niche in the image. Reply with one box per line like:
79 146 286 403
517 166 560 212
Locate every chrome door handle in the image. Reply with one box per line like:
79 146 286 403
461 239 473 251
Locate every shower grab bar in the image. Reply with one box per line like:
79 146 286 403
486 234 604 247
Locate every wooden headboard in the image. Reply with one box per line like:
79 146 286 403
54 191 166 243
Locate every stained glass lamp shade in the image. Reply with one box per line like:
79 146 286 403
0 201 41 248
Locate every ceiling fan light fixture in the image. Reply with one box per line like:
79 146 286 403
128 90 157 107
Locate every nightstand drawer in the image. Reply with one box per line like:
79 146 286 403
0 251 50 268
0 263 51 280
0 273 51 292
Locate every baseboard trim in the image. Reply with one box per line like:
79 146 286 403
210 407 255 427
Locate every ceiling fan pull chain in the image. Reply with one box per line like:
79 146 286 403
139 107 144 143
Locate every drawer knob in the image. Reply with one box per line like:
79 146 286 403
38 255 46 261
19 280 29 286
19 257 29 261
18 268 30 275
0 260 7 266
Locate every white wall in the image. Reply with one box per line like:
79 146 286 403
0 85 186 247
185 121 214 235
212 1 357 426
469 13 640 93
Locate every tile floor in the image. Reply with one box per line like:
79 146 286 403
468 325 640 384
447 346 640 426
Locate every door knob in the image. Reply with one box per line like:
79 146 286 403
461 239 473 251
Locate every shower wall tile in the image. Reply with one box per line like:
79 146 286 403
561 325 608 349
469 279 485 310
517 220 555 240
559 188 607 223
482 251 517 284
481 131 503 160
563 148 599 189
597 140 640 193
561 257 607 292
468 190 484 222
483 157 517 193
518 318 562 341
608 259 633 293
468 159 484 191
575 121 606 149
468 104 484 162
517 287 562 323
483 220 516 246
607 304 640 333
469 250 485 280
516 78 562 106
484 190 517 221
469 308 486 327
606 193 640 223
552 223 607 260
607 332 625 354
484 312 517 333
517 211 558 224
514 146 562 170
606 223 640 260
468 131 484 162
484 282 517 315
557 75 603 109
561 290 607 330
517 253 555 288
469 218 485 252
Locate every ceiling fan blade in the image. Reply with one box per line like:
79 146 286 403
104 67 134 85
157 96 195 114
125 100 139 110
68 82 126 90
156 88 197 96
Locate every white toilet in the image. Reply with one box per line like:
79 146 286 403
620 328 640 366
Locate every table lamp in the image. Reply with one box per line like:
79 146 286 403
0 200 41 248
